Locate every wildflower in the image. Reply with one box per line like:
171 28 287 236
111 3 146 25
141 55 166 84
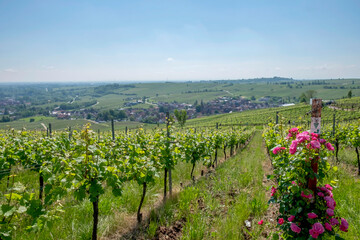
278 218 284 225
308 213 318 219
258 220 264 225
290 223 301 233
339 218 349 232
330 218 339 226
288 215 295 222
309 223 325 239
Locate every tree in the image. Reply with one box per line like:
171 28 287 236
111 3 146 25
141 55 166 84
348 90 352 99
299 93 307 103
305 90 317 99
299 90 317 104
174 109 187 127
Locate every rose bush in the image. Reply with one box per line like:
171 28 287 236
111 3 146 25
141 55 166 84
263 124 348 239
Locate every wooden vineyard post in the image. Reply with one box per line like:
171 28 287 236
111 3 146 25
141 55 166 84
332 113 336 137
276 111 279 124
111 119 115 141
214 123 219 167
308 98 322 195
167 112 172 196
69 127 72 140
48 123 52 138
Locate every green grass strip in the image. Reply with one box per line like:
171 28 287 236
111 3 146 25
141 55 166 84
146 131 268 240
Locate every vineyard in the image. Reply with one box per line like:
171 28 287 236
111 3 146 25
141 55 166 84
330 97 360 111
0 121 253 240
186 104 360 128
0 102 359 239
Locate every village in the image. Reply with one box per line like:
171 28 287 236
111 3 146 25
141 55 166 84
49 96 282 124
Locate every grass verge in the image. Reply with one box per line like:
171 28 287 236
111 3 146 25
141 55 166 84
139 131 268 240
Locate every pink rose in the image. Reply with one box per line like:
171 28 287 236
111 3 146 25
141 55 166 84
310 140 321 149
271 186 277 196
324 196 336 209
278 218 284 225
326 208 334 216
339 218 349 232
309 223 325 239
288 215 295 222
325 184 333 191
319 139 326 144
311 133 319 138
308 213 318 219
289 128 299 135
289 140 298 154
317 192 324 197
330 218 339 226
290 223 301 233
301 191 313 199
296 132 310 143
258 220 264 225
325 142 335 151
272 147 285 155
325 222 332 231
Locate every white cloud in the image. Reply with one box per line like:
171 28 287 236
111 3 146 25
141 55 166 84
275 67 281 70
3 68 17 73
167 57 174 62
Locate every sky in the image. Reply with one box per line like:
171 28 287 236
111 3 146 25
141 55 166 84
0 0 360 82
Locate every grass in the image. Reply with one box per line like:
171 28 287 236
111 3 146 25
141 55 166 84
143 131 269 240
327 163 360 240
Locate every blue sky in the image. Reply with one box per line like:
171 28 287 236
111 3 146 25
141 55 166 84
1 0 360 82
